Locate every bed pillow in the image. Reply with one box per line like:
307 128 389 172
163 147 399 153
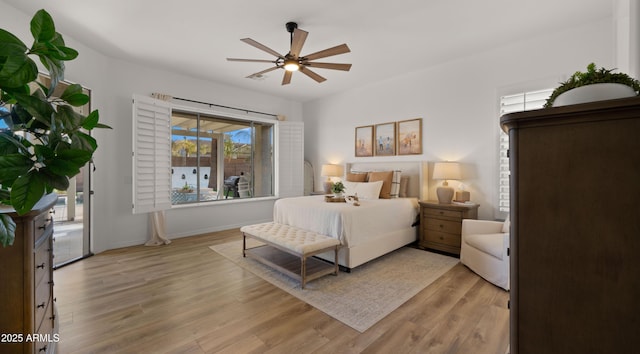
367 171 394 199
399 176 410 197
390 170 402 198
346 172 368 182
342 181 384 200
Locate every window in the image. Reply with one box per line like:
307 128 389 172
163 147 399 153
499 89 553 213
132 95 286 214
170 110 274 205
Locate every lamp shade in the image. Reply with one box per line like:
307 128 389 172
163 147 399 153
321 164 343 177
432 162 461 180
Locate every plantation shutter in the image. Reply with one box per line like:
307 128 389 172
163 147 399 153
499 89 553 213
132 95 172 214
277 121 304 198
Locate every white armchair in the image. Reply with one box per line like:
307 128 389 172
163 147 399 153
460 219 510 291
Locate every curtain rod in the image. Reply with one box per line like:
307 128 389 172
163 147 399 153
172 96 277 118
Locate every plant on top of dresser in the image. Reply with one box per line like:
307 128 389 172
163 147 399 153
0 9 111 247
544 63 640 108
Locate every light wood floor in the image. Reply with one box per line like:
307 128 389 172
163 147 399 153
54 229 509 353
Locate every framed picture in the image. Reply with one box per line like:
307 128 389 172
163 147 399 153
355 125 374 157
374 122 396 156
397 118 422 155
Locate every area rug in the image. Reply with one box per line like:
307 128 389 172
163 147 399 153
209 240 459 332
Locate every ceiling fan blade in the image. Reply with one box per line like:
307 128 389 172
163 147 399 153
299 67 326 83
240 38 284 58
227 58 277 63
282 71 293 85
304 62 352 71
289 28 308 58
303 44 351 61
246 66 280 78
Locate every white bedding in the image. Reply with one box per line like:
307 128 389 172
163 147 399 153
273 195 419 248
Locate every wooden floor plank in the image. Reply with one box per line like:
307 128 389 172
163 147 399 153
54 228 509 353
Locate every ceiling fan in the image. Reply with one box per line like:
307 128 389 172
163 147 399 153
227 22 352 85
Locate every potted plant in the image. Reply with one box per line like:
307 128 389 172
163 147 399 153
544 63 640 108
0 9 111 247
331 181 345 197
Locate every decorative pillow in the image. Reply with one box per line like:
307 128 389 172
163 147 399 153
342 181 384 200
399 176 410 198
502 214 510 233
367 171 393 199
390 170 402 198
346 172 368 182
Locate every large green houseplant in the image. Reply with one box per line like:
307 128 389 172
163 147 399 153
0 9 110 247
544 63 640 108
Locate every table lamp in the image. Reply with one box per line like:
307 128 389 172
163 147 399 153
433 161 461 204
320 164 343 194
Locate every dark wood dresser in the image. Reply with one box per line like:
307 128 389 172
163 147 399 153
418 201 479 255
501 97 640 354
0 194 58 353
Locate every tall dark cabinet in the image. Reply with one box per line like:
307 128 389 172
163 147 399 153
500 97 640 354
0 194 58 353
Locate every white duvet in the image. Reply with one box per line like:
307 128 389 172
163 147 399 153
273 195 419 247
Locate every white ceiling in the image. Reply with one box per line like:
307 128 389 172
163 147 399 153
3 0 613 102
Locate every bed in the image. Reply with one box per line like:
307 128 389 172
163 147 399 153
274 161 428 269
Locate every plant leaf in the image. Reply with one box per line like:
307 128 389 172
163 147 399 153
10 171 45 215
30 9 56 42
0 214 16 247
45 149 91 177
60 84 89 106
71 131 98 152
0 54 38 88
0 154 33 186
81 110 99 130
39 168 70 191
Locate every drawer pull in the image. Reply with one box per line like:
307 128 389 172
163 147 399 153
439 224 444 228
39 345 47 352
37 302 45 308
37 263 45 269
38 224 47 230
49 314 56 321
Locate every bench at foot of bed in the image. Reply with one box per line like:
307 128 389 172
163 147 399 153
240 222 340 289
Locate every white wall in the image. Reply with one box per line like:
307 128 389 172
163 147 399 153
303 18 614 220
0 3 303 252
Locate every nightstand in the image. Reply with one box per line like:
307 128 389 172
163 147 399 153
418 201 479 255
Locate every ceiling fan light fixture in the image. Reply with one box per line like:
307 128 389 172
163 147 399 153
283 59 300 72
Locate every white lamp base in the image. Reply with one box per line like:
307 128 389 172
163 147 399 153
436 186 454 204
323 181 333 194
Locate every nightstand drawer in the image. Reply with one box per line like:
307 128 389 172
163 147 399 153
424 217 462 234
423 208 463 220
425 230 461 247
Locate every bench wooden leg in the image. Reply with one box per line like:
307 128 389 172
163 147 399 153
301 256 307 289
334 246 339 275
242 233 246 258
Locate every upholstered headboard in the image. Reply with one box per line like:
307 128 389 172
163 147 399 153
344 161 428 200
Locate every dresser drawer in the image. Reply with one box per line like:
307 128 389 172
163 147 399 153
424 217 462 234
35 273 52 329
33 211 53 242
34 238 51 287
35 299 55 354
423 208 463 220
